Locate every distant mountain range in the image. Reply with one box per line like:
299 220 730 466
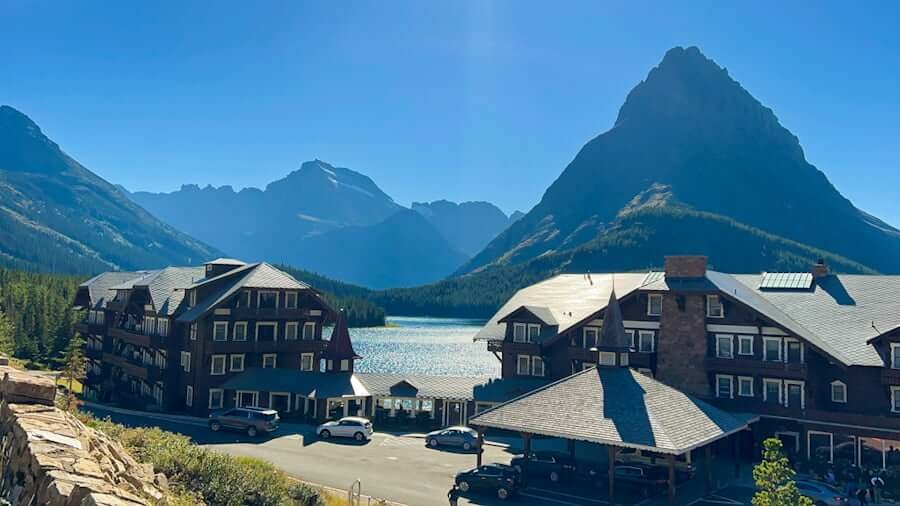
0 105 219 273
128 161 519 288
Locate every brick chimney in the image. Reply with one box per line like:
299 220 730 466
811 258 830 278
664 256 708 279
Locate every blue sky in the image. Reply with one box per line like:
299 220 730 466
3 1 899 225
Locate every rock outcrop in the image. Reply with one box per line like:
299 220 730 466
0 366 165 505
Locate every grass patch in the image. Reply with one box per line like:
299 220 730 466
57 376 83 394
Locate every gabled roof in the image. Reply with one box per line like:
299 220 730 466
357 374 493 401
469 367 755 455
475 273 650 341
220 368 367 399
499 305 558 326
205 258 247 266
135 266 205 316
76 271 148 309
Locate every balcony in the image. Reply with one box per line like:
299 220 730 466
85 347 103 359
108 327 165 348
230 307 318 320
102 353 162 382
206 338 327 354
74 321 105 335
706 356 808 379
486 340 503 353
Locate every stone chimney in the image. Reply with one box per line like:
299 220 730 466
664 256 708 279
811 258 830 279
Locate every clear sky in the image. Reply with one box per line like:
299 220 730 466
2 1 899 225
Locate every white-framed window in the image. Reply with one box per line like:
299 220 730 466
256 322 278 341
340 359 349 371
619 352 629 366
892 387 900 413
285 322 299 340
532 356 545 377
763 378 782 405
892 344 900 369
185 385 193 407
236 291 251 308
213 321 228 341
229 354 245 372
300 353 315 371
145 317 156 336
737 335 754 356
262 354 277 368
208 388 224 409
784 380 805 409
738 376 754 397
285 292 298 309
715 334 734 359
190 323 198 340
527 324 541 342
763 337 783 362
647 294 663 316
706 295 724 318
831 381 847 403
210 354 226 375
785 338 804 363
715 374 734 399
598 351 617 366
517 355 530 375
157 318 169 337
189 290 197 307
513 323 527 343
233 322 248 341
257 290 279 309
303 322 316 340
625 329 636 348
180 351 191 372
583 327 599 349
638 330 654 353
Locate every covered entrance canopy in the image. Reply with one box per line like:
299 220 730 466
469 367 757 505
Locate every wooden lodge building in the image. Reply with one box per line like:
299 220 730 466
472 256 900 473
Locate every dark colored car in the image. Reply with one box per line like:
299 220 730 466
611 464 670 498
455 464 520 500
426 426 480 451
208 407 280 437
510 451 576 483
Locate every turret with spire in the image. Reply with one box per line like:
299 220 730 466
323 310 361 373
594 284 633 367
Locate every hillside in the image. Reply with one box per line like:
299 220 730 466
459 46 900 276
0 106 219 273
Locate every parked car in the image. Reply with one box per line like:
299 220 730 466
616 447 695 477
455 464 520 500
510 451 576 483
426 426 480 451
796 480 847 506
612 464 670 497
208 407 280 437
317 416 374 442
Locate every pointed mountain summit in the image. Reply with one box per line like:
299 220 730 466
0 106 220 273
460 46 900 275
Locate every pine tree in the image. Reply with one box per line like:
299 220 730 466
0 310 14 357
60 333 86 411
752 438 813 506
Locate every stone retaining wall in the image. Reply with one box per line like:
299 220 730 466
0 366 165 505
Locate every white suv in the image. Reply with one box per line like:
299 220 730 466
317 416 374 442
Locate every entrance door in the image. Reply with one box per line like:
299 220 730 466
270 393 290 414
776 432 800 459
447 401 463 426
237 391 258 408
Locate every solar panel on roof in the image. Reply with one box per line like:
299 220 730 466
759 272 814 290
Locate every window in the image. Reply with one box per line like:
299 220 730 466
303 322 316 340
532 356 545 377
256 322 277 341
715 375 734 399
285 322 299 340
831 381 847 403
285 292 298 309
737 335 754 356
189 290 197 307
706 295 724 318
647 294 663 316
638 331 655 353
625 329 635 348
738 376 754 397
892 344 900 369
892 387 900 413
785 339 803 363
598 351 617 366
185 386 193 407
262 354 277 368
213 322 228 341
258 291 278 309
233 322 247 341
145 318 156 336
763 378 782 404
763 337 782 362
190 323 198 340
157 318 169 337
517 355 530 375
513 323 527 343
180 351 191 372
209 389 224 409
300 353 315 371
236 291 251 308
230 354 245 372
716 334 734 359
785 380 805 409
527 324 541 341
210 355 226 375
340 359 349 371
583 327 599 349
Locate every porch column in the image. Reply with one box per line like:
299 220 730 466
343 399 349 417
476 428 485 467
608 446 617 502
568 439 576 459
370 397 377 417
666 453 676 506
733 434 741 479
522 433 532 454
429 398 436 419
462 401 468 425
705 445 712 496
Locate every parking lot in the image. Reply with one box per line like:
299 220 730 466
84 404 752 506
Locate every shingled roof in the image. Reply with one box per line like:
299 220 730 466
323 313 361 360
469 367 755 455
75 271 148 310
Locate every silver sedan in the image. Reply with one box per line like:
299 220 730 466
425 426 480 451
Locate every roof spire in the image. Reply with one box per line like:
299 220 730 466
323 309 361 372
597 284 633 357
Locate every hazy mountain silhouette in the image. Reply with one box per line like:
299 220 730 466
412 200 518 256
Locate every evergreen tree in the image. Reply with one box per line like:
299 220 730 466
0 310 14 356
752 438 813 506
60 333 86 411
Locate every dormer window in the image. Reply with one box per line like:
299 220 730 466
647 294 663 316
706 295 724 318
189 290 197 308
285 292 298 309
583 327 599 349
513 323 527 343
528 324 541 341
831 381 847 403
258 291 278 309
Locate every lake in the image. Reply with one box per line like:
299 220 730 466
347 316 500 377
